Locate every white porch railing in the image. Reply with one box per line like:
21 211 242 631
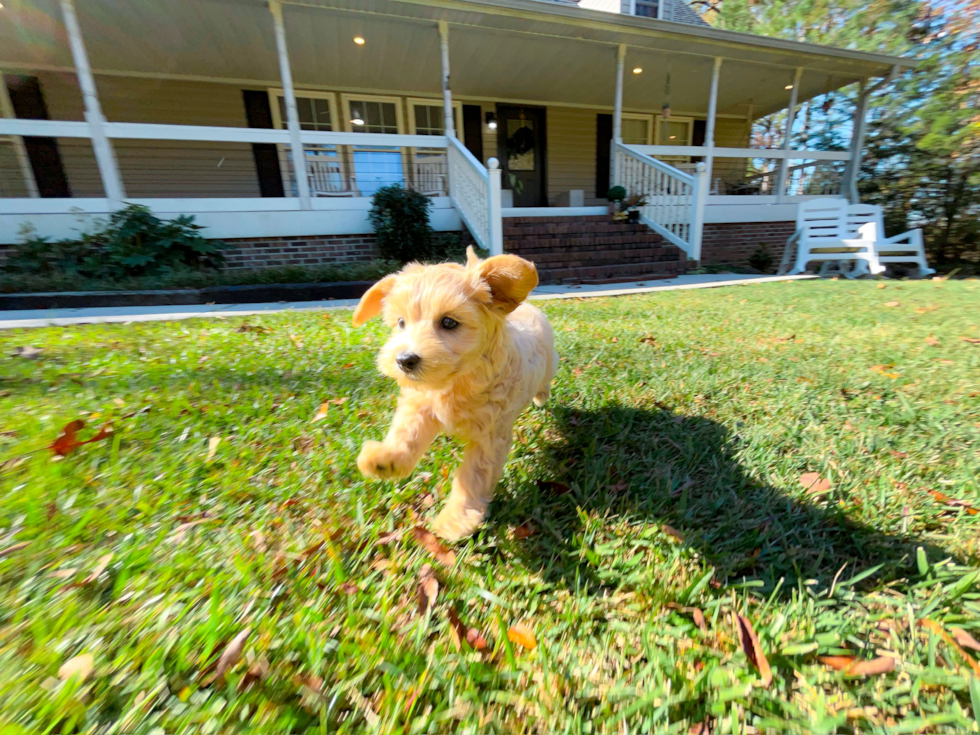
614 142 709 260
446 135 502 255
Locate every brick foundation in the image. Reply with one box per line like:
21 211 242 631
701 221 796 269
221 234 378 270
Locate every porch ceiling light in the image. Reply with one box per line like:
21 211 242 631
632 67 643 74
485 111 497 130
351 109 365 126
784 84 794 89
354 36 366 45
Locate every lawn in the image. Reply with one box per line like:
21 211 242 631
1 279 979 734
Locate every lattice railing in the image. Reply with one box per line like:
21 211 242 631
447 136 501 254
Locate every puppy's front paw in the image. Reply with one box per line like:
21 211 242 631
431 505 485 543
357 440 412 480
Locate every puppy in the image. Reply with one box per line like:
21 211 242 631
352 247 558 541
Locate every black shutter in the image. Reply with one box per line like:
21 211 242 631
5 75 71 198
462 104 484 162
595 113 612 198
692 119 707 147
242 89 285 197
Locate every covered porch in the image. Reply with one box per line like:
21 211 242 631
0 0 910 265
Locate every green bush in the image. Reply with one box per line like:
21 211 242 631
3 204 228 280
368 185 434 263
748 242 775 273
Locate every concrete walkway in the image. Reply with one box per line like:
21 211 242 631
0 273 816 330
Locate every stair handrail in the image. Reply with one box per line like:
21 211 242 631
446 135 503 255
613 142 708 261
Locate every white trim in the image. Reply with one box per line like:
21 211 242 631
704 195 833 223
438 20 456 138
631 144 850 161
501 206 607 217
0 119 92 138
340 93 405 134
775 66 803 200
107 122 291 144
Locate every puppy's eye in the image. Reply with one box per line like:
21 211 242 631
440 316 459 330
397 318 405 330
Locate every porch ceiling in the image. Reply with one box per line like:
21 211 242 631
0 0 911 117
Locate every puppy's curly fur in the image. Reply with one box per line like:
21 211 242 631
352 247 558 541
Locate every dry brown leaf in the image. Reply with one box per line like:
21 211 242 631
417 564 439 615
412 526 456 567
639 335 658 346
237 656 269 692
537 479 571 495
507 622 537 650
847 656 897 677
688 719 714 735
666 602 707 632
961 337 980 345
819 655 856 671
168 518 212 543
799 472 832 495
59 653 94 682
951 628 980 652
376 529 403 545
884 301 901 307
311 403 330 422
207 436 221 460
920 619 980 676
339 581 358 595
926 489 979 515
80 553 113 585
925 336 941 347
572 368 583 376
733 612 772 687
513 522 538 540
914 304 938 313
51 419 86 457
662 524 684 542
446 608 489 652
214 628 251 685
0 541 29 559
889 450 908 459
328 396 349 406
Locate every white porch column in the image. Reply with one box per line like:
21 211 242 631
775 66 803 201
0 73 39 198
842 80 869 203
438 21 456 138
59 0 125 203
610 43 626 186
704 57 722 194
487 157 503 256
269 0 311 209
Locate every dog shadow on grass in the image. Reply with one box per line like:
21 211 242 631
488 403 965 599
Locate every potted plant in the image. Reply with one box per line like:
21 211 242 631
606 186 626 217
621 193 648 223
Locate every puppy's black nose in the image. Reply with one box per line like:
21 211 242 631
396 351 421 372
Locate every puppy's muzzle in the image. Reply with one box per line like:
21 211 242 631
396 351 422 373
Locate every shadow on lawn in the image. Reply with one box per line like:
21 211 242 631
491 403 960 599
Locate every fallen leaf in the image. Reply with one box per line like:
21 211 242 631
207 436 221 460
870 364 894 374
466 627 490 651
799 472 831 495
0 541 29 559
235 323 269 334
666 602 707 632
339 581 358 595
51 568 77 580
13 345 42 360
962 337 980 345
237 656 269 692
168 518 212 543
884 301 901 307
877 283 887 289
507 622 537 650
662 524 684 542
214 628 251 685
842 421 855 431
926 489 978 515
537 479 571 495
51 419 86 456
951 628 980 652
846 656 897 677
920 619 980 675
343 362 355 369
417 564 439 615
513 522 538 540
639 335 658 346
733 612 772 687
59 653 94 682
377 529 403 545
572 368 583 376
889 450 908 459
293 435 314 453
689 719 714 735
412 526 456 567
80 553 113 585
925 336 941 347
288 334 304 348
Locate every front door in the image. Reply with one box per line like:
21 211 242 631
496 105 547 207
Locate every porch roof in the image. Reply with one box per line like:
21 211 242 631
1 0 914 117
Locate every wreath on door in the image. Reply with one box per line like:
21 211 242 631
505 125 536 158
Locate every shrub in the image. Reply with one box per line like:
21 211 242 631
748 242 774 273
606 186 626 203
3 204 228 280
368 185 434 263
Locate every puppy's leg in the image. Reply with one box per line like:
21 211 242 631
431 428 513 542
358 393 440 481
533 347 559 407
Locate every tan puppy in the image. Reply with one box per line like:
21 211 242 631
352 247 558 541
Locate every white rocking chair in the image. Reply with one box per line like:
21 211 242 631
842 202 936 278
778 198 884 278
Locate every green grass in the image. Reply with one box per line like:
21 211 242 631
1 279 979 734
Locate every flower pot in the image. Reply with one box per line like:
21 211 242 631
627 210 640 224
607 202 617 216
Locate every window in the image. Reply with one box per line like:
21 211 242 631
657 117 693 146
408 101 461 136
622 115 653 145
341 95 407 196
344 97 400 134
268 90 347 197
276 95 334 131
633 0 661 18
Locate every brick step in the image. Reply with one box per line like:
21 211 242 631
503 224 657 238
503 215 612 225
508 241 669 259
515 248 681 268
537 259 697 284
507 234 666 252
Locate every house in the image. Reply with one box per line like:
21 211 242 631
0 0 913 282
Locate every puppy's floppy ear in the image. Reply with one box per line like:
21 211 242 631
465 245 481 269
478 255 538 313
352 274 397 327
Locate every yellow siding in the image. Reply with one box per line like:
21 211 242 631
34 72 104 197
0 144 30 197
710 117 752 192
545 106 599 205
